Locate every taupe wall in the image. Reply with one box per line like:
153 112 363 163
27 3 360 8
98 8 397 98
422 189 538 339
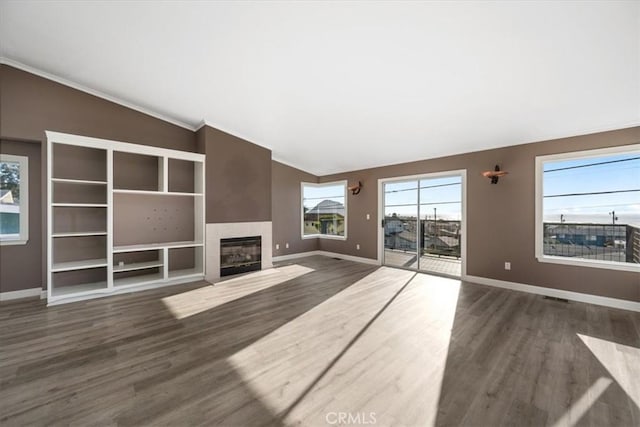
1 65 196 151
0 65 196 293
197 125 272 224
0 140 42 293
271 161 319 257
3 63 637 303
313 127 640 302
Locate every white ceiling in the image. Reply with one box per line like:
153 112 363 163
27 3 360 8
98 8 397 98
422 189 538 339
1 1 639 175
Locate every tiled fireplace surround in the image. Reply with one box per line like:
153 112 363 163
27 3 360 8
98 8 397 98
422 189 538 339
205 222 273 282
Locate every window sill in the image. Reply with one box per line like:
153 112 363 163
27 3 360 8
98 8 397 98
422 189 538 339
302 234 347 241
536 255 640 273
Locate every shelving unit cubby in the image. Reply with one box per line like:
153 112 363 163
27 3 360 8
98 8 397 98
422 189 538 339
47 131 205 305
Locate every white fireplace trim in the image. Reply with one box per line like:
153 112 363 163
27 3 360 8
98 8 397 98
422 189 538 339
205 221 273 283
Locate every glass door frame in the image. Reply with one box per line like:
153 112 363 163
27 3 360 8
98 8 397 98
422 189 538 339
377 169 467 278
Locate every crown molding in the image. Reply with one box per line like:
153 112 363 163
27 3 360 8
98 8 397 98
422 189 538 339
0 56 197 131
196 119 264 147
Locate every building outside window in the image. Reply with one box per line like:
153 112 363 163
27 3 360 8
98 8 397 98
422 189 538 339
0 154 29 245
301 181 347 239
535 145 640 272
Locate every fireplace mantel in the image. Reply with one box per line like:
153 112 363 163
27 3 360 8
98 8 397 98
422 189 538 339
205 222 273 282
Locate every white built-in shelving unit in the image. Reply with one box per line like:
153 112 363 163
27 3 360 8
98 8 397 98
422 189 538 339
46 131 205 305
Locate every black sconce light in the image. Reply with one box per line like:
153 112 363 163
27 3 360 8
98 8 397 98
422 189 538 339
348 181 362 195
482 165 508 184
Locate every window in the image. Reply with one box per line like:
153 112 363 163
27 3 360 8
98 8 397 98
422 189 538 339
0 154 29 245
302 181 347 239
535 145 640 272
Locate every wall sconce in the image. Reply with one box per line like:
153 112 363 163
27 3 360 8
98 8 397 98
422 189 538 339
348 181 362 195
482 165 508 184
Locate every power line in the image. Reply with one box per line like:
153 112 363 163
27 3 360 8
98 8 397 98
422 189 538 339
544 189 640 198
385 182 461 193
419 201 462 206
544 202 637 211
303 195 345 200
385 201 460 208
544 164 640 180
544 156 640 173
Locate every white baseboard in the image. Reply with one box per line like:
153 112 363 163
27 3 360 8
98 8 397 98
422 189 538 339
46 275 205 306
316 251 380 266
272 251 319 262
0 287 43 301
271 253 638 312
464 275 640 313
273 250 379 266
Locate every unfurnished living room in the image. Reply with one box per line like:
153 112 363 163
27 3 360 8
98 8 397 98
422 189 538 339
0 1 638 426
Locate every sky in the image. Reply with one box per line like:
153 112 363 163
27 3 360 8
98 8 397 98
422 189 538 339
384 175 462 221
543 153 639 225
306 152 639 225
302 183 345 211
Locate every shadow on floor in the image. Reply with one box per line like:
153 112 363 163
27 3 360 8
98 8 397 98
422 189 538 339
434 281 640 426
0 256 378 425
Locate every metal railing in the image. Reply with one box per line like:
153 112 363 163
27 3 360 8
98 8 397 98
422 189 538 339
384 219 461 259
543 222 640 263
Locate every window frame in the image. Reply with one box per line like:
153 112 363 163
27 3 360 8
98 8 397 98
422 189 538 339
301 180 348 240
0 154 29 246
534 144 640 273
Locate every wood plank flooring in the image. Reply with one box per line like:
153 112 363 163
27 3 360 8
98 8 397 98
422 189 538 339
1 256 638 426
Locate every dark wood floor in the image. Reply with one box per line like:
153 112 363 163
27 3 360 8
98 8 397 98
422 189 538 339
1 256 638 426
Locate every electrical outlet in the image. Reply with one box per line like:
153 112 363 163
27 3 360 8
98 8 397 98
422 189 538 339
366 214 370 220
285 243 289 249
505 262 511 270
275 244 279 250
356 244 360 250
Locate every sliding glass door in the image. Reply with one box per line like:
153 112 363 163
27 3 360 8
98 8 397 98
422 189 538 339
382 172 463 277
382 181 419 269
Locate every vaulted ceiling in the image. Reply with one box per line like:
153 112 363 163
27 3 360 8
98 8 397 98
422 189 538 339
1 1 638 175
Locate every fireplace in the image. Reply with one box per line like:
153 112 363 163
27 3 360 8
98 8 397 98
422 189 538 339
206 222 272 283
220 236 262 277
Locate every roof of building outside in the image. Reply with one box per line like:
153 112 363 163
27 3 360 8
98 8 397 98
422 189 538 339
305 199 345 217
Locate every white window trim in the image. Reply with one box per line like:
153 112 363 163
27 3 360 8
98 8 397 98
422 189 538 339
377 169 467 276
0 154 29 246
301 180 348 240
535 144 640 273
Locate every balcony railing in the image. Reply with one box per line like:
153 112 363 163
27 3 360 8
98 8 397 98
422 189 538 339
543 222 640 264
384 219 640 264
384 219 461 259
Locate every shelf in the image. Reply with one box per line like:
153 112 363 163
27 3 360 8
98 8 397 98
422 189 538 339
48 132 205 305
114 272 164 287
113 189 203 196
168 268 204 279
51 281 108 297
52 258 108 272
113 261 163 273
52 178 107 185
52 231 107 238
113 241 203 253
52 203 108 208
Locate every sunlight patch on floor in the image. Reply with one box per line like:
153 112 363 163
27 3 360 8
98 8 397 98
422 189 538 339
551 377 613 427
161 264 315 319
577 333 640 408
226 268 461 426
